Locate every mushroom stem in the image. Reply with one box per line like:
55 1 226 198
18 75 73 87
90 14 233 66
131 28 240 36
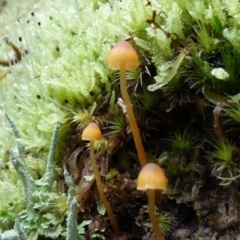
89 140 120 235
148 189 165 240
120 67 147 168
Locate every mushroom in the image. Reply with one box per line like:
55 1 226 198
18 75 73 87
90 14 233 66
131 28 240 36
137 163 168 240
82 122 120 235
107 40 147 168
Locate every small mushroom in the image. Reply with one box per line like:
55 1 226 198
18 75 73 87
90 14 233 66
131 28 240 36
108 40 147 168
82 122 120 235
137 163 168 240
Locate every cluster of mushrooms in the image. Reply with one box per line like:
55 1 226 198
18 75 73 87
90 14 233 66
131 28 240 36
82 41 168 239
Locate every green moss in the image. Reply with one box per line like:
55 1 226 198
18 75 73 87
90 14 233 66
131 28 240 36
168 130 196 155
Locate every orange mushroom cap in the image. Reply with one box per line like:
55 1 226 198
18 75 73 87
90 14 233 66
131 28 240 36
107 40 139 70
82 122 102 141
137 163 168 191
